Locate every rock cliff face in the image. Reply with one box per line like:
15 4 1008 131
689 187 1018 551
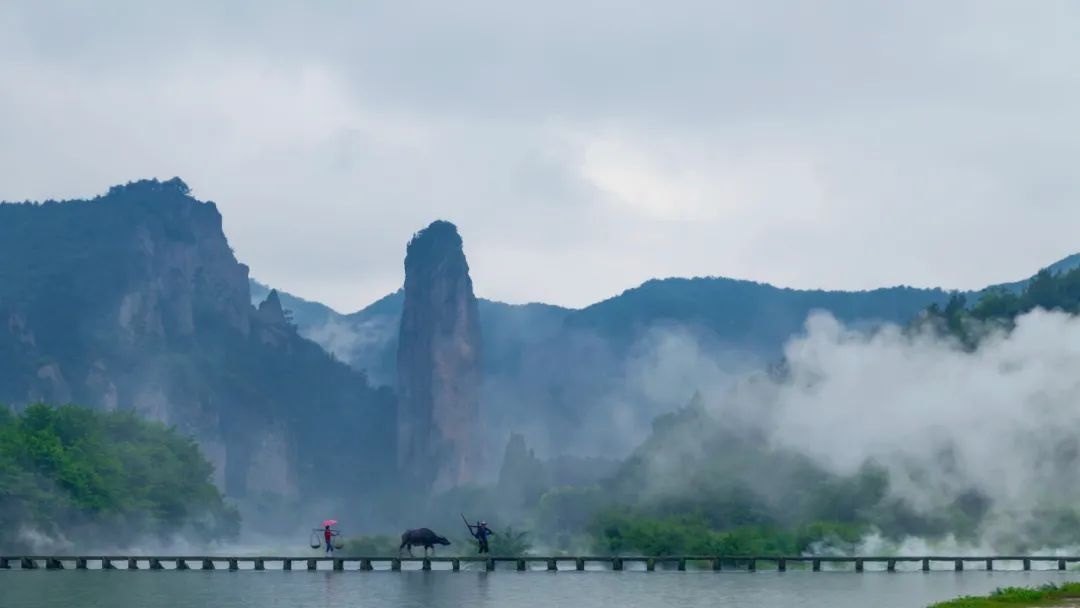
496 433 548 508
396 221 482 492
0 178 395 510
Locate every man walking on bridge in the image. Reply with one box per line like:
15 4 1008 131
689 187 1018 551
465 519 494 554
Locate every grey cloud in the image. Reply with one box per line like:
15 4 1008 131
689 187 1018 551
2 1 1079 309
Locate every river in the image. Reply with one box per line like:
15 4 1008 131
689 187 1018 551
3 569 1078 608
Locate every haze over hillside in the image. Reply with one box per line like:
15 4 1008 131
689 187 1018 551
6 178 1080 556
255 241 1080 460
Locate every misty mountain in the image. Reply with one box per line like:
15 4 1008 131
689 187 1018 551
250 278 340 329
266 253 1080 376
257 273 957 383
979 252 1080 295
260 244 1080 462
7 177 1080 552
249 281 572 388
566 277 951 353
0 179 395 530
255 271 950 461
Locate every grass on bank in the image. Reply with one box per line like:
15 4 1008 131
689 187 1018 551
929 582 1080 607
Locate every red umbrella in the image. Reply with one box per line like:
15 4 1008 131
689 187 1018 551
322 519 338 527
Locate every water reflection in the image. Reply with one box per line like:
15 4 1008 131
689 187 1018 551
3 569 1078 608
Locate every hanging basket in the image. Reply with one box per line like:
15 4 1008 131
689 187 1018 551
309 531 322 549
333 537 345 550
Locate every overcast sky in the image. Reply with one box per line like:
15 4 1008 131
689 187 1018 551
2 1 1078 311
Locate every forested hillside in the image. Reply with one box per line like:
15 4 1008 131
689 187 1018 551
0 404 238 552
922 265 1080 345
0 179 395 525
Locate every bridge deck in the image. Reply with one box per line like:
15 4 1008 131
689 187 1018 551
3 555 1078 572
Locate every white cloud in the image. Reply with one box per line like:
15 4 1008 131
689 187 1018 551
580 130 826 223
770 309 1080 526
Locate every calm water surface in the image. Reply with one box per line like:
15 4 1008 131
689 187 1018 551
3 569 1077 608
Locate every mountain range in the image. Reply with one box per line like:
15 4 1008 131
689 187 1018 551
4 177 1078 513
256 256 1080 385
254 244 1080 461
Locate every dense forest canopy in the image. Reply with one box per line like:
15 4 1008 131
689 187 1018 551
922 266 1080 345
0 403 238 552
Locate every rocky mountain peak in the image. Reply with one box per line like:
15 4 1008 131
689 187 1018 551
396 220 483 492
0 180 397 518
257 289 287 325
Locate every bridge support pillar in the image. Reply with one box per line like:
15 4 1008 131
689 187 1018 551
176 559 189 571
887 560 896 572
855 559 863 573
21 558 37 570
612 558 623 571
516 559 525 571
75 557 88 570
985 559 993 571
813 559 821 572
954 560 963 571
1023 559 1031 571
777 558 786 572
308 559 317 571
283 560 292 571
647 558 656 572
228 559 238 571
391 559 401 572
46 558 63 570
333 559 343 571
547 559 557 571
149 558 163 570
575 558 584 571
748 558 757 572
201 559 214 571
921 558 930 572
423 559 432 571
677 558 686 571
361 559 373 571
128 558 139 570
254 559 264 571
102 558 116 570
1060 560 1067 571
485 559 495 572
0 557 9 569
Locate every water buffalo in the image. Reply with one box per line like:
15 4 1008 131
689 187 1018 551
399 528 451 556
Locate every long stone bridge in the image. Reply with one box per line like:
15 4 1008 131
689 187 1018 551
3 555 1079 572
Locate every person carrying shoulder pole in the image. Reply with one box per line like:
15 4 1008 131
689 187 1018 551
462 514 495 554
324 525 335 554
321 519 341 554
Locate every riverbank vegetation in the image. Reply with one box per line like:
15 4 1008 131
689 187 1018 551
0 403 238 552
928 582 1080 607
589 513 864 556
418 395 916 557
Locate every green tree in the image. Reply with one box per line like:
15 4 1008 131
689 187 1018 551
0 403 239 551
489 527 532 556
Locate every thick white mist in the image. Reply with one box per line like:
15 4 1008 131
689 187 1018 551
763 309 1080 547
